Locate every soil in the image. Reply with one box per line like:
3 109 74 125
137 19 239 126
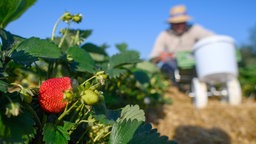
146 87 256 144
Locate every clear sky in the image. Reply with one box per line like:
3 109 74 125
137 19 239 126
5 0 256 59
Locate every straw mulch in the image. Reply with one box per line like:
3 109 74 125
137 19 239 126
146 87 256 144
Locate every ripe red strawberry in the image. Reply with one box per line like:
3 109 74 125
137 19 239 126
38 77 72 113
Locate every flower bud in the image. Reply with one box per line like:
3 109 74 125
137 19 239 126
72 13 82 23
62 12 73 23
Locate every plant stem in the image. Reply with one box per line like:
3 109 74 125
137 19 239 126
68 105 91 135
57 101 78 123
90 83 100 90
51 17 62 41
81 75 96 86
58 28 68 48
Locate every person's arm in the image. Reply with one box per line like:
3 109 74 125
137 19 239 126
150 31 174 63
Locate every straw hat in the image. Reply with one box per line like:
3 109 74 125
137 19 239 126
167 5 191 23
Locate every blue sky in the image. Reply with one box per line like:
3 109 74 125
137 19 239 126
6 0 256 59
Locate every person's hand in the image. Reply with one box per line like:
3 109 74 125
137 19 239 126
158 51 174 62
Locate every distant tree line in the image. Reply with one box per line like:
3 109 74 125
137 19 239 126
238 23 256 98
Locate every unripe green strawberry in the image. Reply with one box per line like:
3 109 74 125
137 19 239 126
72 14 82 23
62 12 73 22
64 90 73 101
81 89 99 105
38 77 72 113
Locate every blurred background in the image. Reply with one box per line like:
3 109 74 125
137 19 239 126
5 0 256 59
3 1 256 143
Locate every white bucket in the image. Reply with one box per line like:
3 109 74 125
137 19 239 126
193 35 238 83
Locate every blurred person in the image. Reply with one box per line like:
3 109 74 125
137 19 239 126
150 4 215 86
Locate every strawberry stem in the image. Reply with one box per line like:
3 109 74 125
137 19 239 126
57 101 78 123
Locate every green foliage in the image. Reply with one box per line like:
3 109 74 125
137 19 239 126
102 59 171 109
0 29 25 51
238 45 256 98
118 105 145 122
42 122 74 144
0 106 36 143
67 46 95 73
110 119 143 144
0 0 36 28
129 123 176 144
109 105 175 144
0 80 8 92
0 2 175 143
11 37 62 66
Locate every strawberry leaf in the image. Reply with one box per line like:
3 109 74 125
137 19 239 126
10 37 62 66
105 67 126 79
109 51 141 68
118 105 145 122
81 42 108 56
0 0 36 28
129 123 177 144
136 61 160 73
43 122 74 144
109 119 142 144
66 46 95 73
115 43 128 52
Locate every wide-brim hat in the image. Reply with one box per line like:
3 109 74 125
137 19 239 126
167 5 191 23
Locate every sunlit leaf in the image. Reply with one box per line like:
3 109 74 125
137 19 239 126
43 122 73 144
118 105 145 122
10 37 62 66
0 0 36 28
109 119 142 144
109 51 141 68
66 46 95 73
81 42 108 56
115 43 128 52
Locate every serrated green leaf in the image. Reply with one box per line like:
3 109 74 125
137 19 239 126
0 29 25 51
109 119 142 144
128 123 177 144
56 126 70 141
0 0 36 28
115 43 128 52
0 110 36 143
42 123 56 143
66 46 95 73
10 37 62 66
10 50 38 66
136 61 160 73
118 105 145 122
109 51 141 68
81 42 108 56
63 121 75 130
43 123 70 144
106 67 126 78
12 37 62 58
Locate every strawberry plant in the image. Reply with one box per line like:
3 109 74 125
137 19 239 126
0 0 176 143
